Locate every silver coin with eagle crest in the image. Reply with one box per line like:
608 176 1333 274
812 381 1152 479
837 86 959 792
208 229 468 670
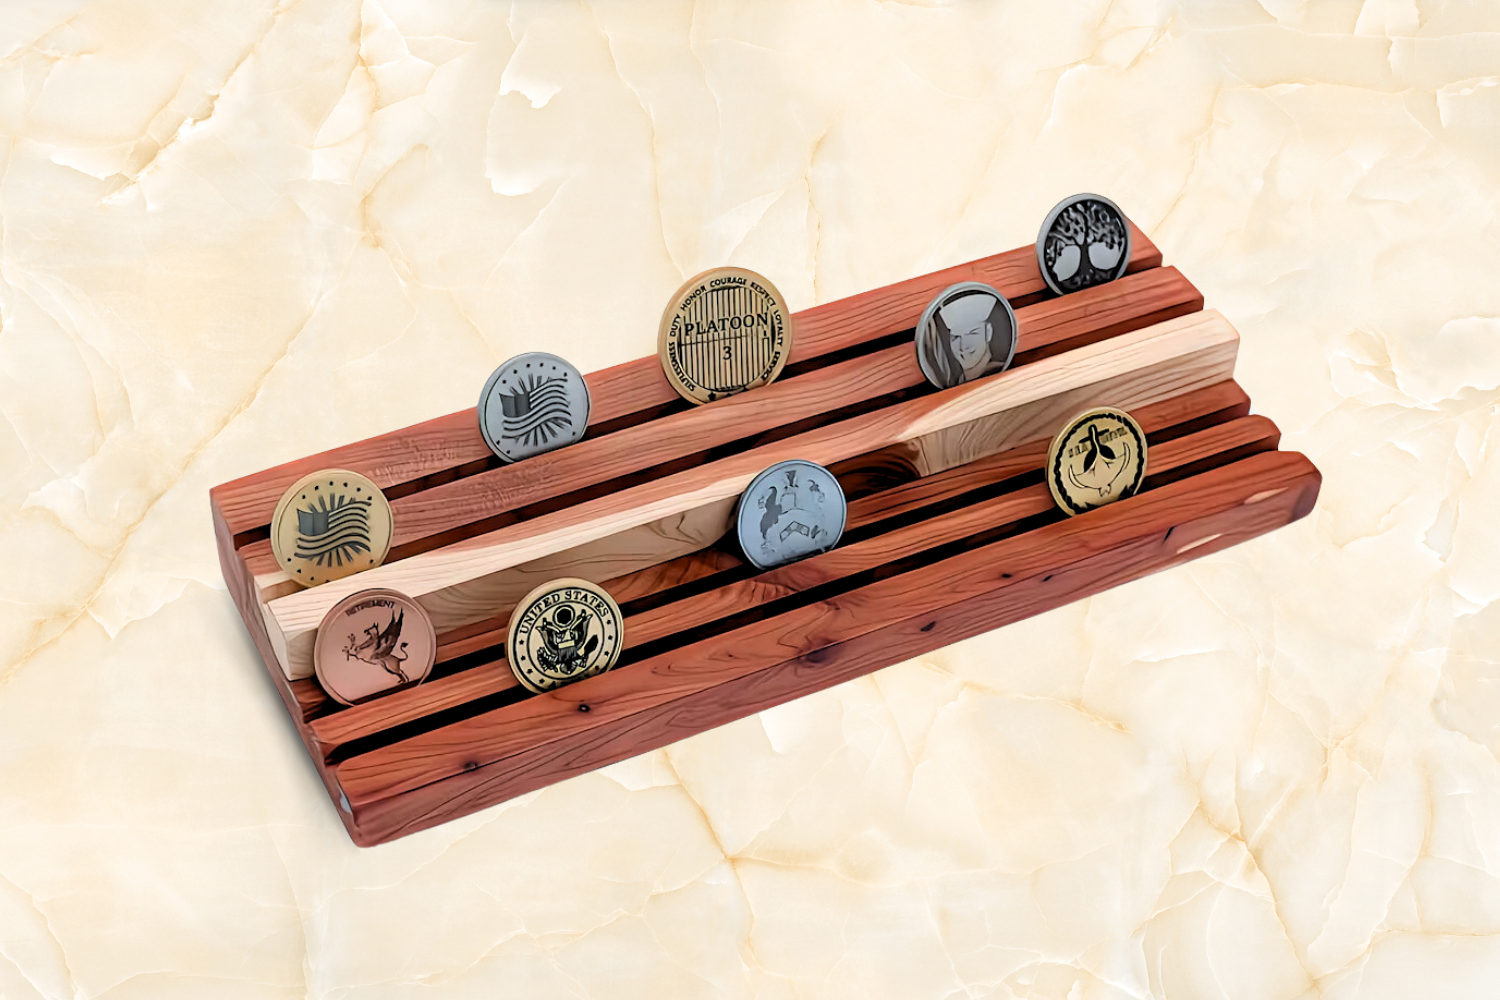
478 352 591 463
506 578 624 693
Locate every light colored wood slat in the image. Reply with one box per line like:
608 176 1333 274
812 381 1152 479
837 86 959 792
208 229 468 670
264 308 1240 680
210 225 1161 539
304 412 1276 751
241 265 1200 594
335 449 1319 812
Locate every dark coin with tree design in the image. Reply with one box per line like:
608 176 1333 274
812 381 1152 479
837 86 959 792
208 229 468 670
478 352 591 463
271 469 394 588
658 267 791 405
1036 194 1132 296
314 588 435 705
506 578 624 693
1046 407 1148 515
735 459 847 570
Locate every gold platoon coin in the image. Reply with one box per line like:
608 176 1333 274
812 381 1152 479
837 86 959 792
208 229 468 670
506 578 624 694
1046 408 1149 516
270 469 394 588
658 267 792 405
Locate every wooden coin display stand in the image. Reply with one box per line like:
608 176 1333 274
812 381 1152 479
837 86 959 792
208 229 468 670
211 220 1322 847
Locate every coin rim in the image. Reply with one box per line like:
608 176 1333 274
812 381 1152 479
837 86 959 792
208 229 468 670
505 577 625 694
656 266 793 406
477 351 593 463
912 281 1019 390
1034 192 1134 297
735 458 848 572
1045 407 1149 516
270 468 394 589
313 586 436 706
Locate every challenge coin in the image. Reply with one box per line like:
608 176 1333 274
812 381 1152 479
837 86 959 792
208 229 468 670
913 281 1018 390
658 267 791 405
735 459 847 571
314 588 436 705
478 352 591 462
1046 407 1148 515
271 469 394 588
1036 193 1132 296
506 578 625 693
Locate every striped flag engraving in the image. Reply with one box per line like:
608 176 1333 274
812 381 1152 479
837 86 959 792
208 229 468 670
295 494 373 567
499 374 572 448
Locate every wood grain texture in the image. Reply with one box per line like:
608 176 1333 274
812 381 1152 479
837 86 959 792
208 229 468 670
352 458 1319 846
306 412 1279 754
305 378 1251 727
336 449 1321 833
240 265 1200 595
265 309 1239 680
211 223 1161 541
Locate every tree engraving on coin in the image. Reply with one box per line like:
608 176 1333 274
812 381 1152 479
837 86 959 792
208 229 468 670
658 267 791 405
1046 408 1148 516
1036 194 1131 295
271 470 394 588
314 588 435 705
736 460 847 571
479 352 591 463
914 282 1018 390
506 579 624 694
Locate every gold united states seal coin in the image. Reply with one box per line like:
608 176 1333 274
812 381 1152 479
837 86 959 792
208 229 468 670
1046 408 1148 516
658 267 791 405
271 469 394 588
506 578 624 693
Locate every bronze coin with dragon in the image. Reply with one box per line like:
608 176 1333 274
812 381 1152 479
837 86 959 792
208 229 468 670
271 469 394 588
314 588 436 705
1046 407 1149 516
506 578 624 693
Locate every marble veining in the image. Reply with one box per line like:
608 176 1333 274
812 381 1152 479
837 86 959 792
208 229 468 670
2 1 1499 996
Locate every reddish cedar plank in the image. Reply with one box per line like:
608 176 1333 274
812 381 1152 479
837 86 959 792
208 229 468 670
303 383 1253 745
624 415 1282 647
343 451 1320 842
243 266 1200 586
336 448 1312 806
212 224 1161 540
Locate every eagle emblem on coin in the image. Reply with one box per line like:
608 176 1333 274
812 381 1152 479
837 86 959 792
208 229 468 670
1046 408 1148 515
507 579 624 693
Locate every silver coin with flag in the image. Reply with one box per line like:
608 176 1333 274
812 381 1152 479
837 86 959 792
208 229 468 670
478 352 592 463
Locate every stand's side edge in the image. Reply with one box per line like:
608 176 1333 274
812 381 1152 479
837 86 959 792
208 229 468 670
211 497 355 840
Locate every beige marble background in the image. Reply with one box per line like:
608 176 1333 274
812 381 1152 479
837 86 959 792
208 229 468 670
2 0 1498 996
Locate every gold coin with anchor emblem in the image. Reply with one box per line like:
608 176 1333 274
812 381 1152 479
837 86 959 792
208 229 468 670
506 578 624 693
271 469 394 588
1046 408 1148 515
314 588 435 705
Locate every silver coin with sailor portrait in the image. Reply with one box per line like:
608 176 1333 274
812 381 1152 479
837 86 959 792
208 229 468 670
478 352 591 463
735 459 847 571
913 281 1018 390
1036 193 1132 296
